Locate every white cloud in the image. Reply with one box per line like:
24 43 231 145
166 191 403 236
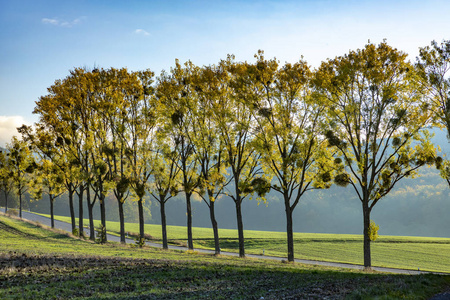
42 18 59 25
41 16 86 27
0 116 30 147
134 29 150 36
72 17 84 25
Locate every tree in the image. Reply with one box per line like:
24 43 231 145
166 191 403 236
157 61 201 251
216 57 269 258
101 68 142 244
30 159 65 228
247 52 334 262
72 69 103 241
190 63 230 255
7 136 35 218
314 42 437 269
416 40 450 184
0 150 14 213
31 121 80 234
123 69 157 246
33 68 95 238
84 68 117 243
18 124 66 229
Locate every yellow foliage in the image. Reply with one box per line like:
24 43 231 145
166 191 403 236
368 220 379 241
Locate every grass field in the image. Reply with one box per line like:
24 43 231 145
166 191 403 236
44 213 450 273
0 214 449 299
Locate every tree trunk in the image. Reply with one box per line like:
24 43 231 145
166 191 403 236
4 192 8 213
100 193 107 242
285 199 294 262
19 192 22 218
209 197 220 255
50 195 55 229
235 198 245 258
87 188 95 241
186 192 194 250
160 198 168 250
78 186 84 238
68 188 76 234
363 201 372 269
118 199 126 244
138 197 145 247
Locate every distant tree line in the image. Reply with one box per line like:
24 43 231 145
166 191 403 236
1 40 449 269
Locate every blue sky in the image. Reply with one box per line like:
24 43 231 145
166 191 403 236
1 0 449 146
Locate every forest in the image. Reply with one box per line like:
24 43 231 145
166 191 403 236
1 40 449 270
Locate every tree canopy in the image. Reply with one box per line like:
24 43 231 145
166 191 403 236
314 41 437 268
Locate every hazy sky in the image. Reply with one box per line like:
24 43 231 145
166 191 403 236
1 0 449 146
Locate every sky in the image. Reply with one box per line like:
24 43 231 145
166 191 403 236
0 0 449 146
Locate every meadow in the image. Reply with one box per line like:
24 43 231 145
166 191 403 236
45 214 450 273
1 214 449 299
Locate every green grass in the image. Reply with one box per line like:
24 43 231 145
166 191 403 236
0 214 449 299
45 213 450 273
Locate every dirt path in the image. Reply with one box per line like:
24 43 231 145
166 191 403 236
12 211 449 276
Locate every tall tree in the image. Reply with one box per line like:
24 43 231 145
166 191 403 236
7 136 35 218
190 63 230 255
123 69 157 246
102 68 141 244
30 105 81 234
56 68 99 240
213 57 270 258
18 124 66 229
416 40 450 183
75 69 103 241
247 52 334 262
34 68 107 238
84 68 115 243
314 42 437 269
157 61 200 250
